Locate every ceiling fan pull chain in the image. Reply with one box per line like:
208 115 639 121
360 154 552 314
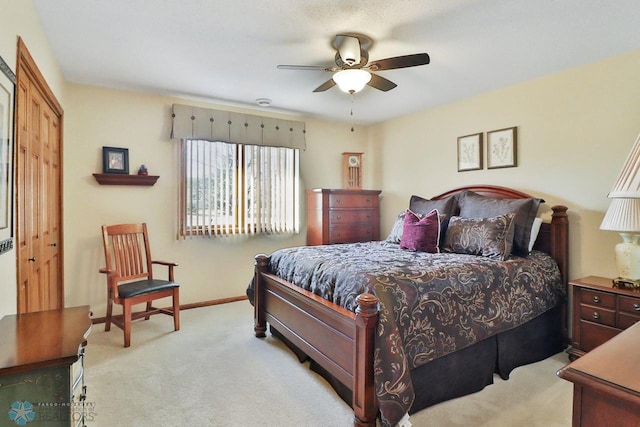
350 93 355 132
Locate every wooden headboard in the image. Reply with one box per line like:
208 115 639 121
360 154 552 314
431 185 569 289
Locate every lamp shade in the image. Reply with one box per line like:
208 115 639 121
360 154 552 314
608 132 640 198
600 198 640 232
332 69 372 94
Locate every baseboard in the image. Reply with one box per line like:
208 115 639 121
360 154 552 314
91 295 248 324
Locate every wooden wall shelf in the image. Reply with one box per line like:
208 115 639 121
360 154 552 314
93 173 159 186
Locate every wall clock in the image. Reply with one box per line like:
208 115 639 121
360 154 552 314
342 152 363 189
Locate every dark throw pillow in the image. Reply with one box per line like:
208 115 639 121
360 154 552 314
442 214 516 261
400 209 440 253
409 194 459 217
457 191 541 256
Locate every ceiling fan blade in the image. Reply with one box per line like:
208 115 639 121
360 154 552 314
367 73 397 92
313 79 337 92
367 53 430 71
277 64 338 72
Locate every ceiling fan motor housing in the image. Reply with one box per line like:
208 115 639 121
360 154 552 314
338 35 361 66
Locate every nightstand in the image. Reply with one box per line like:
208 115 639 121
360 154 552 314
568 276 640 359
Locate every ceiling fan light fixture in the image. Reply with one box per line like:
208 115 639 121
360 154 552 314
332 69 372 94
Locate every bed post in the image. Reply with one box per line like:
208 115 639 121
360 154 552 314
254 253 268 338
353 292 379 427
549 205 569 343
549 205 569 288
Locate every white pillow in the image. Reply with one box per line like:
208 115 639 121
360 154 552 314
528 217 543 252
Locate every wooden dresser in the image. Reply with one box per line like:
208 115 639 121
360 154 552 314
568 276 640 359
0 306 92 427
558 321 640 427
306 189 381 245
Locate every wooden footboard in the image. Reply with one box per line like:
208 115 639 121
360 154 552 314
254 255 379 426
253 185 570 427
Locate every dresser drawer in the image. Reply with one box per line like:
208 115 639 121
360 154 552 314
330 210 374 224
579 304 616 326
329 194 376 208
579 288 616 309
579 320 620 352
329 226 373 244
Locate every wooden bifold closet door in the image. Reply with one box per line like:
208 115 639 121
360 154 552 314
15 38 64 313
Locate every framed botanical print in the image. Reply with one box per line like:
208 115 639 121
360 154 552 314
487 127 517 169
457 133 483 172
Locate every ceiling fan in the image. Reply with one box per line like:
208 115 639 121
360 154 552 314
277 33 430 94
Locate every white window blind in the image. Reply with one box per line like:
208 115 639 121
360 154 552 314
179 139 299 237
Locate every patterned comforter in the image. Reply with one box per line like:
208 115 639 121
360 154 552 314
265 241 565 427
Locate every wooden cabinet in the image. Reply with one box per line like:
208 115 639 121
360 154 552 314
558 321 640 427
306 189 381 245
568 276 640 359
0 306 92 426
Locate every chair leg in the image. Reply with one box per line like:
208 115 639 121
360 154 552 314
123 300 132 348
144 301 152 320
173 288 180 331
105 296 113 332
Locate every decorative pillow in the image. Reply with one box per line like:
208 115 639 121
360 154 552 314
457 191 542 256
442 213 516 260
385 211 407 244
400 209 440 253
528 217 543 252
409 194 459 217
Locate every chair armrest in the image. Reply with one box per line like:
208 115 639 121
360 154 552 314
152 260 179 267
99 267 120 299
152 260 178 282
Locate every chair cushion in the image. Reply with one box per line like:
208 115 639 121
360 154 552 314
118 279 179 298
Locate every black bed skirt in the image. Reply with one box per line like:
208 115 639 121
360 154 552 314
269 305 565 415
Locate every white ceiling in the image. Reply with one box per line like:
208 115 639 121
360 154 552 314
32 0 640 126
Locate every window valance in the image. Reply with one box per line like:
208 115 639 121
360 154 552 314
170 103 306 149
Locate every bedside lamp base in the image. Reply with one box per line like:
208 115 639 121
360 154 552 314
613 277 640 288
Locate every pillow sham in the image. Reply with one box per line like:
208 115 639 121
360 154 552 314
385 211 407 244
442 213 516 261
409 194 459 217
400 209 440 253
457 191 542 256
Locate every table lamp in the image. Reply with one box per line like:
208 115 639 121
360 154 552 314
601 132 640 287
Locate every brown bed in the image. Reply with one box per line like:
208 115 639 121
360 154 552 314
252 185 569 426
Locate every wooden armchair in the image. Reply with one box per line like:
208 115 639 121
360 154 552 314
99 223 180 347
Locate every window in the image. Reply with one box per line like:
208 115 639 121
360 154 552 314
179 139 299 237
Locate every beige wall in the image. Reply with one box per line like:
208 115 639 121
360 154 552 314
0 0 66 316
64 84 368 316
370 49 640 281
2 0 640 319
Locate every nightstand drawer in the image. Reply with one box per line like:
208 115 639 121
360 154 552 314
579 304 616 326
618 295 640 314
579 289 616 308
330 210 373 224
579 320 620 352
618 312 640 329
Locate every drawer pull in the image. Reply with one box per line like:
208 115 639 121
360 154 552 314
592 295 600 303
592 311 600 320
634 303 640 311
336 215 342 219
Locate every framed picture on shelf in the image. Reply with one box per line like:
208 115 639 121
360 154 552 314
457 132 483 172
102 146 129 174
487 127 517 169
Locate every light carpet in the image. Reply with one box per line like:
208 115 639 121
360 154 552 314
85 301 573 426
